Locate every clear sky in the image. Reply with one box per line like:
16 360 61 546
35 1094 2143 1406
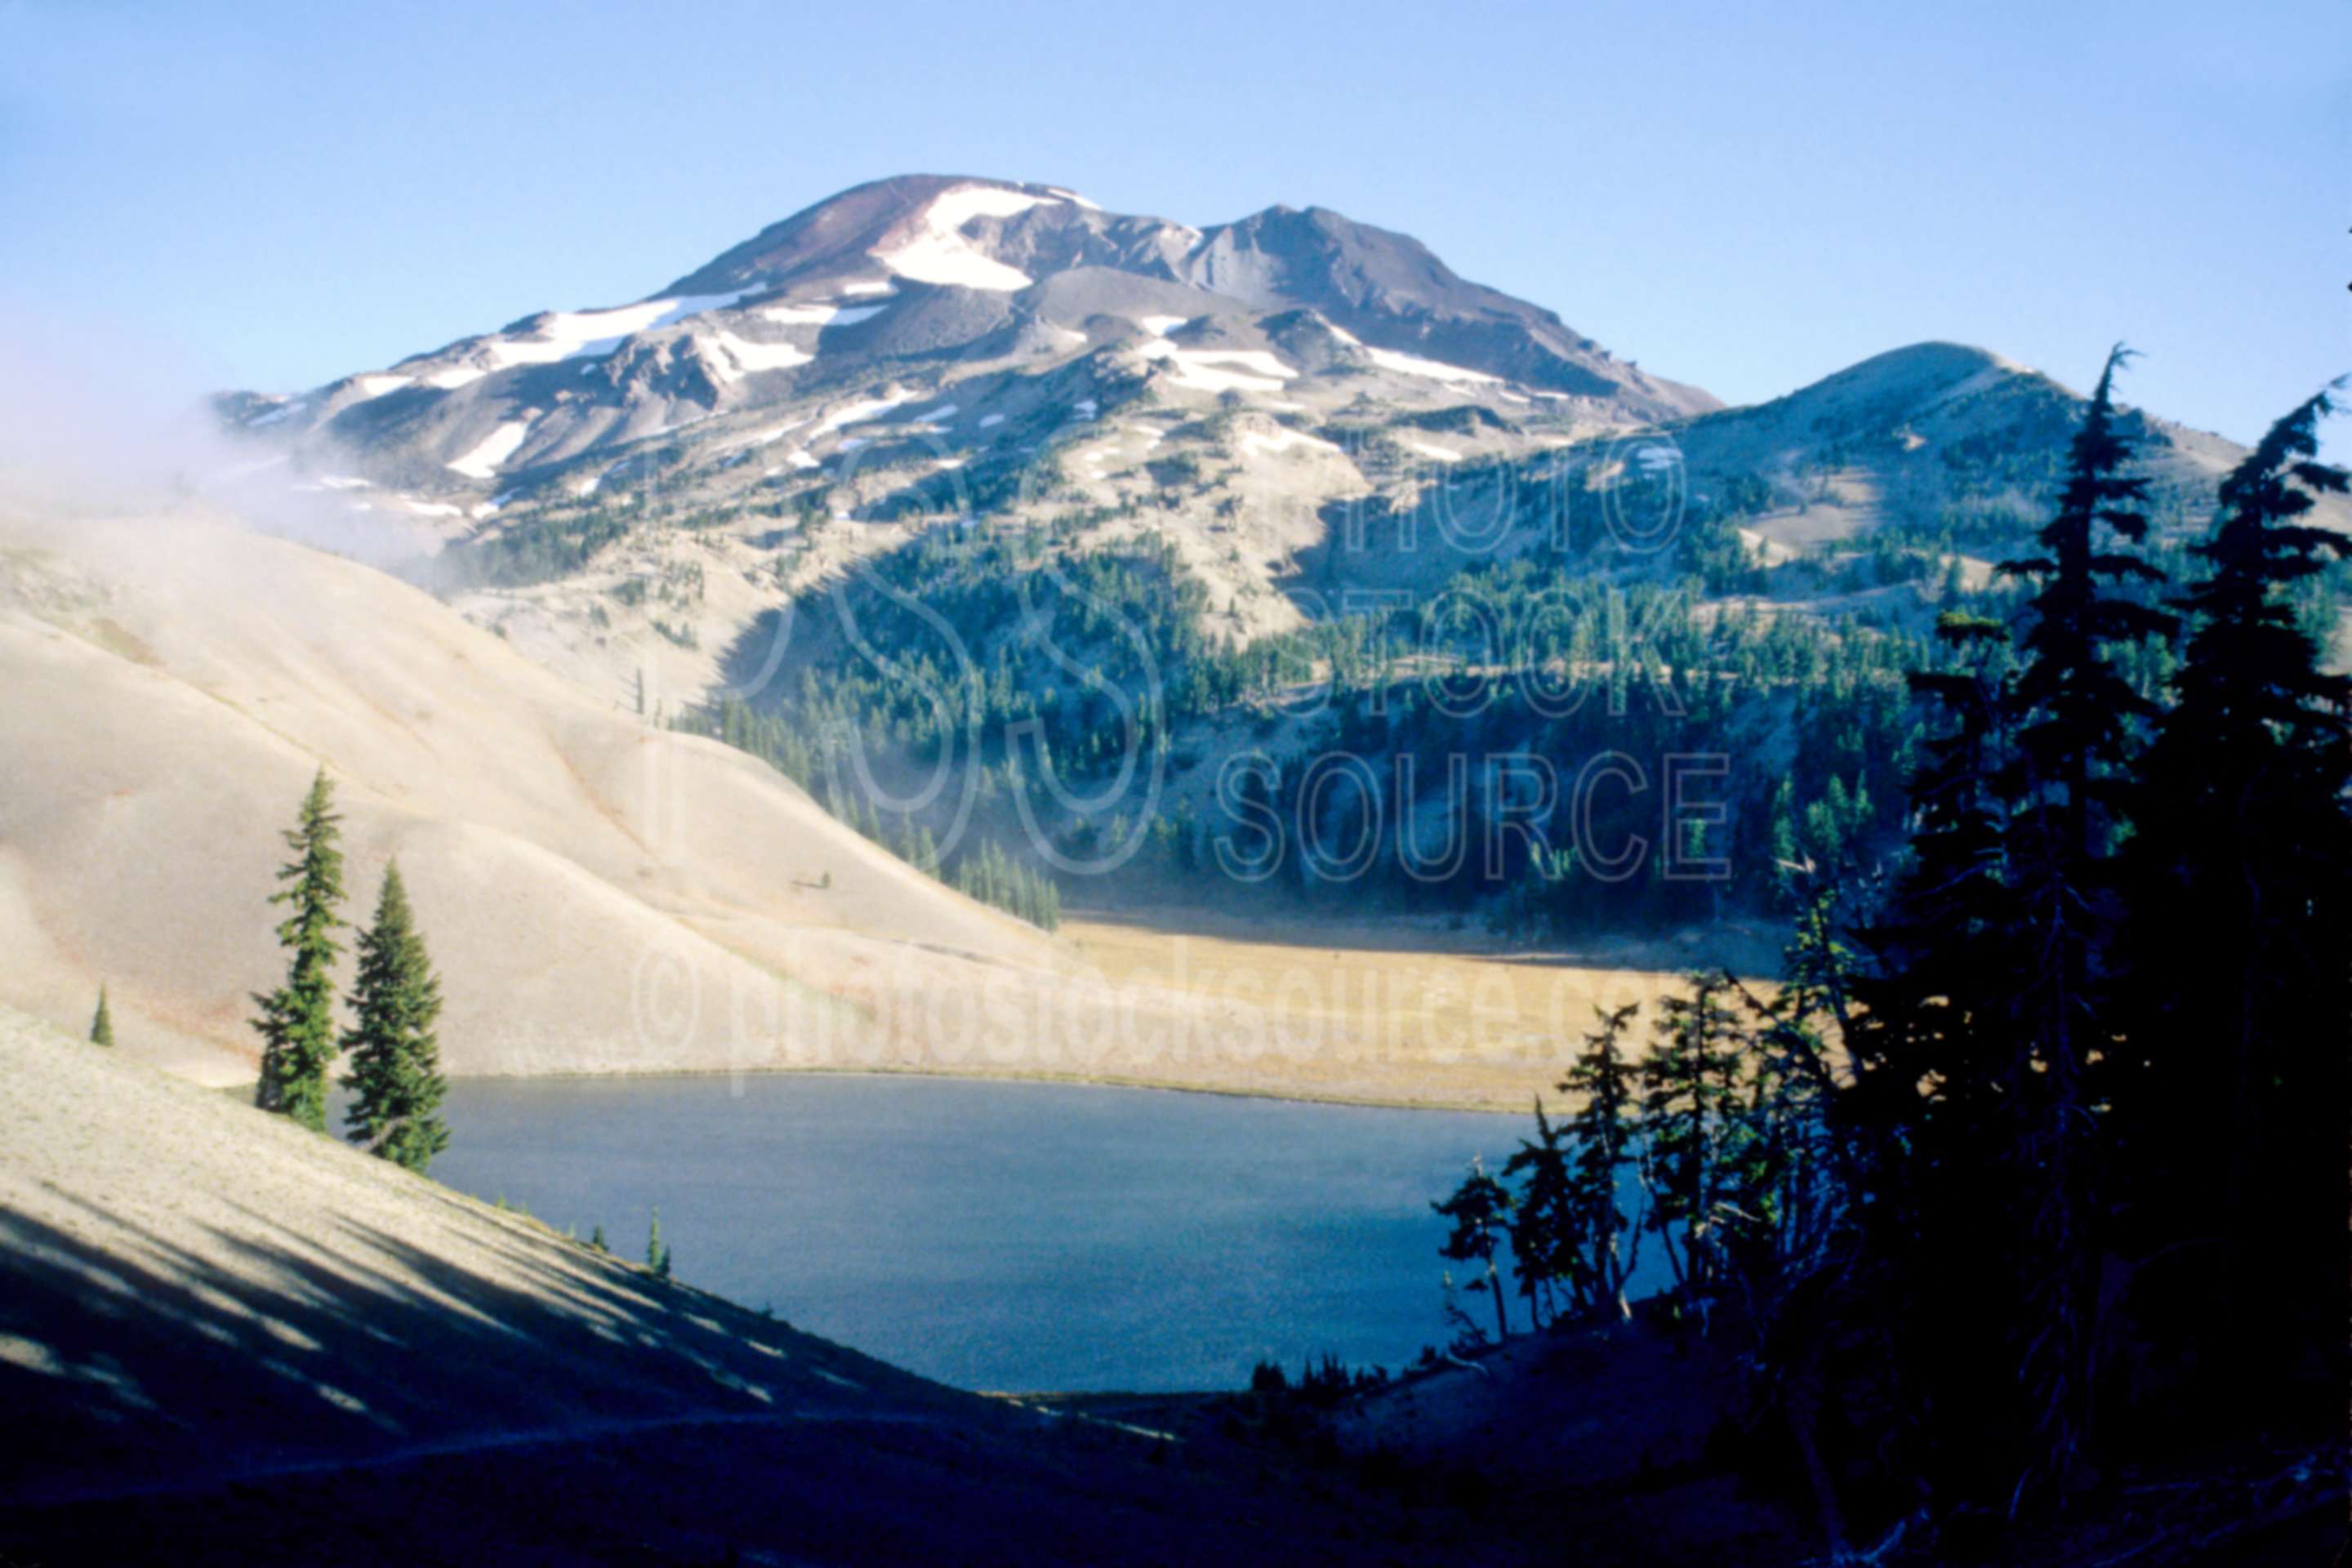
2 0 2345 452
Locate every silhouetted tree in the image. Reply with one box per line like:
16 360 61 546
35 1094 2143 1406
2119 383 2351 1430
1989 346 2175 1490
1501 1102 1576 1327
1639 972 1744 1315
1561 1001 1645 1320
1433 1157 1512 1342
87 984 114 1048
1837 354 2178 1508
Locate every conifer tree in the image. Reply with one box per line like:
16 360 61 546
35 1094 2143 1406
2121 385 2350 1414
648 1208 673 1279
1742 888 1857 1267
88 984 114 1048
340 861 451 1173
1842 355 2177 1504
1766 779 1802 903
1989 347 2174 1487
1501 1102 1576 1326
252 768 347 1130
1638 972 1744 1313
1844 612 2017 1215
1432 1156 1512 1342
1561 1001 1644 1319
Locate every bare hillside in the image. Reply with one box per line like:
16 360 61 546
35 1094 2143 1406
0 500 1591 1105
0 501 1102 1085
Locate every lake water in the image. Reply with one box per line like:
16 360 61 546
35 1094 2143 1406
427 1073 1640 1392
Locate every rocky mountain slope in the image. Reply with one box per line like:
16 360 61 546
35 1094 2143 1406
202 177 2334 699
216 174 1711 513
1656 341 2308 559
176 176 2350 949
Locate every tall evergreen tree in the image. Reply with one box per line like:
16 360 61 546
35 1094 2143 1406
252 768 347 1130
1560 1001 1645 1320
1723 950 1844 1310
1845 612 2018 1236
1840 354 2178 1506
88 984 114 1048
1432 1156 1513 1342
1501 1102 1576 1327
2120 385 2351 1424
340 861 451 1173
1638 972 1745 1315
1989 347 2174 1489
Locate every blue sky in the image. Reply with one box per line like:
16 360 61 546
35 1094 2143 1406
2 0 2345 450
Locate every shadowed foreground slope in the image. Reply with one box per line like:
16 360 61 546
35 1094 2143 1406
0 1003 1483 1566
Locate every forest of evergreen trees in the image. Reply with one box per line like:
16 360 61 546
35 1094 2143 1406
674 395 2344 944
1425 360 2350 1555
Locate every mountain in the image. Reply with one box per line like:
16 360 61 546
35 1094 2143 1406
1657 341 2301 559
175 180 2348 953
211 174 1714 513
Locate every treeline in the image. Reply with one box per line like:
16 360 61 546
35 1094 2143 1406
674 697 1067 932
427 502 639 590
693 511 1972 931
950 836 1062 932
1433 362 2352 1554
1213 574 1936 928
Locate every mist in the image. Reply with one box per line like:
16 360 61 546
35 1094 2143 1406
0 303 432 569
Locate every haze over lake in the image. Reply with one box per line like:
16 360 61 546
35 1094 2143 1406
430 1074 1648 1391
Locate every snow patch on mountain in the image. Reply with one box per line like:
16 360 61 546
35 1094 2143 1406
871 185 1061 291
1363 345 1499 385
706 330 814 381
1240 427 1342 458
757 300 889 328
1137 341 1298 394
448 418 537 479
813 389 920 438
488 290 754 370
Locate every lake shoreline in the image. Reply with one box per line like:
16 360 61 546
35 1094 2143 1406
436 1060 1535 1116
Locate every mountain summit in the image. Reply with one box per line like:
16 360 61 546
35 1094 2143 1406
215 175 1713 501
661 176 1708 409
